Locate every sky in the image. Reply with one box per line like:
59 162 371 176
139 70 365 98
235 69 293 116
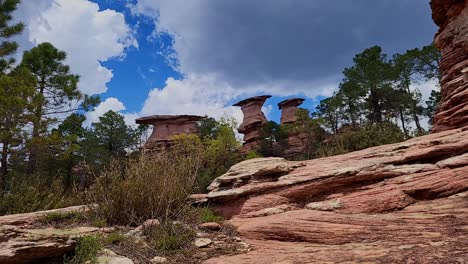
13 0 438 127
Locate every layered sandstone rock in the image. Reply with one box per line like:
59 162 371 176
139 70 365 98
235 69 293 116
431 0 468 132
202 4 468 258
278 98 305 125
136 115 203 151
0 206 105 264
202 126 468 263
278 98 310 159
234 96 271 153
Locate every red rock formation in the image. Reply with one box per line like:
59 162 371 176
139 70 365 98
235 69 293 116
278 98 305 125
234 96 271 153
136 115 203 151
199 3 468 262
277 98 310 159
431 0 468 132
202 127 468 263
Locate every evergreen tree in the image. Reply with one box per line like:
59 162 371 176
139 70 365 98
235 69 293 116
343 46 395 124
0 68 35 189
20 43 98 172
0 0 24 72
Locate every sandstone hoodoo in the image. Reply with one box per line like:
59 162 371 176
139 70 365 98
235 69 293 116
431 0 468 132
278 98 305 125
136 115 203 151
278 98 310 158
233 95 271 154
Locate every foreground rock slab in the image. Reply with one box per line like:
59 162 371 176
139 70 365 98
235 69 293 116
201 126 468 263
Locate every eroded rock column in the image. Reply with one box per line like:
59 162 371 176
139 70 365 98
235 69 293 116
278 98 305 125
431 0 468 132
278 98 309 159
234 95 271 154
136 115 203 151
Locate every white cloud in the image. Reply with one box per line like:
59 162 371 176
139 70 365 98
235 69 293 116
16 0 137 95
85 97 127 125
140 74 244 125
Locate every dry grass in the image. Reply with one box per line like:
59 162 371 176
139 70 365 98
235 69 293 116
87 135 205 226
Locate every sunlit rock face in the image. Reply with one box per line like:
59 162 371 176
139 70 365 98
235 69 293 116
233 95 271 154
199 2 468 262
431 0 468 132
136 115 203 151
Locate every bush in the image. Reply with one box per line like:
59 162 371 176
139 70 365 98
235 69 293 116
0 174 82 215
65 235 102 264
144 222 195 252
195 207 224 223
38 211 85 226
88 135 204 226
317 122 406 157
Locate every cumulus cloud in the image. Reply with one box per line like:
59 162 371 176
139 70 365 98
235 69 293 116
130 0 436 97
85 97 127 125
16 0 137 95
139 73 244 125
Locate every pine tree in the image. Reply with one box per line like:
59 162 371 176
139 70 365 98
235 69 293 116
20 43 98 172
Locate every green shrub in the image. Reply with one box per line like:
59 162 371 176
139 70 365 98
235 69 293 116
65 235 102 264
144 222 195 252
196 207 224 223
38 211 84 226
88 135 204 226
101 232 126 245
0 174 82 216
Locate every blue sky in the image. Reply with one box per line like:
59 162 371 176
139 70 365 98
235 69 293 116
15 0 438 125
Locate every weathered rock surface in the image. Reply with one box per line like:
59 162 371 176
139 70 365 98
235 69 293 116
136 115 203 151
0 205 88 226
0 225 103 264
202 126 468 263
234 95 271 153
0 205 110 263
431 0 468 132
278 98 305 125
97 249 134 264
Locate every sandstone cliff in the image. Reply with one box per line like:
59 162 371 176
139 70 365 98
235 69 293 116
431 0 468 132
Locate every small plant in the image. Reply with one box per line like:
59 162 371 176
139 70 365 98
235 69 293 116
144 222 195 252
38 211 84 226
101 232 126 246
196 207 224 223
65 235 102 264
245 150 263 159
92 218 107 228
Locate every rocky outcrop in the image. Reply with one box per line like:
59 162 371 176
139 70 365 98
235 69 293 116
431 0 468 132
136 115 203 151
278 98 305 125
233 96 271 153
202 126 468 263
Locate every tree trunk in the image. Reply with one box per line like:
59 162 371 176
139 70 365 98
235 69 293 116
1 141 8 191
413 113 423 134
28 80 46 174
399 108 408 138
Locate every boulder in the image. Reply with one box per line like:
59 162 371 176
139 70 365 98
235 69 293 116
195 238 213 248
198 222 222 231
0 225 102 264
97 249 134 264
